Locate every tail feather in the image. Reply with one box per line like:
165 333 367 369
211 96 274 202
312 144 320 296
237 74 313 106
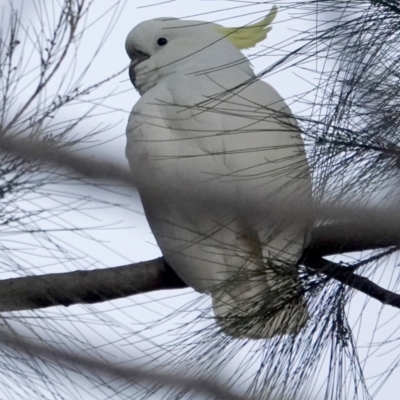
211 273 308 339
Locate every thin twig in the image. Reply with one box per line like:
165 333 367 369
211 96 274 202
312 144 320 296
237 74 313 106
302 253 400 308
4 1 83 131
0 328 248 400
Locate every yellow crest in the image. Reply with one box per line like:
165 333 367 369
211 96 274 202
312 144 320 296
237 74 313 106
214 6 278 49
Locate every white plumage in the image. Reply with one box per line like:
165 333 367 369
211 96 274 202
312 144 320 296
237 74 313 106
125 8 312 339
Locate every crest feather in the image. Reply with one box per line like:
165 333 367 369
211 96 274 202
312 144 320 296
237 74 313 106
214 6 278 49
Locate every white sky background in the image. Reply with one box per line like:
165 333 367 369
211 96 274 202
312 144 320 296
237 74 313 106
0 0 400 399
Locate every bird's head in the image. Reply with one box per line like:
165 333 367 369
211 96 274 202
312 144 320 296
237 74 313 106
125 6 278 94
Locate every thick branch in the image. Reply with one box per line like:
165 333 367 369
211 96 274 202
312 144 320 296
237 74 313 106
1 135 400 312
0 258 186 312
1 221 400 313
308 222 400 256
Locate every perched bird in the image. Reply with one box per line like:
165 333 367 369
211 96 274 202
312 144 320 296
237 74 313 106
125 6 312 339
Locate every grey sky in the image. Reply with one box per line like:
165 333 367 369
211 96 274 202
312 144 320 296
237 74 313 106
0 1 399 399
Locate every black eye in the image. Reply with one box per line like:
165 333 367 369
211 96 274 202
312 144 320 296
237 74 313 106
157 37 168 46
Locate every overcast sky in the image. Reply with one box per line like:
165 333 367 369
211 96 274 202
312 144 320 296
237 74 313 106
0 1 399 399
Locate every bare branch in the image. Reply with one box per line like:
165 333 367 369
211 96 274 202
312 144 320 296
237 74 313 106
302 253 400 308
0 258 185 313
0 134 400 315
309 222 400 256
0 243 399 314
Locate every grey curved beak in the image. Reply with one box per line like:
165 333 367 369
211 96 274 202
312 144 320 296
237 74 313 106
128 51 150 88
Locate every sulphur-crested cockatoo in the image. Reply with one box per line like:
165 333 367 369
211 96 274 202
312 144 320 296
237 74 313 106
125 6 312 339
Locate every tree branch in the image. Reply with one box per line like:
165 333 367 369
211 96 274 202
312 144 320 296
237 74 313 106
301 253 400 308
0 258 186 313
1 135 400 313
1 223 400 313
0 135 134 185
308 222 400 256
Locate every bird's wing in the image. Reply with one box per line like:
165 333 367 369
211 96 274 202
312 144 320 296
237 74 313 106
126 74 312 338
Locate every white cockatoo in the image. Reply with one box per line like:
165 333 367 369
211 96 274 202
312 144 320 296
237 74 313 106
125 6 312 339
